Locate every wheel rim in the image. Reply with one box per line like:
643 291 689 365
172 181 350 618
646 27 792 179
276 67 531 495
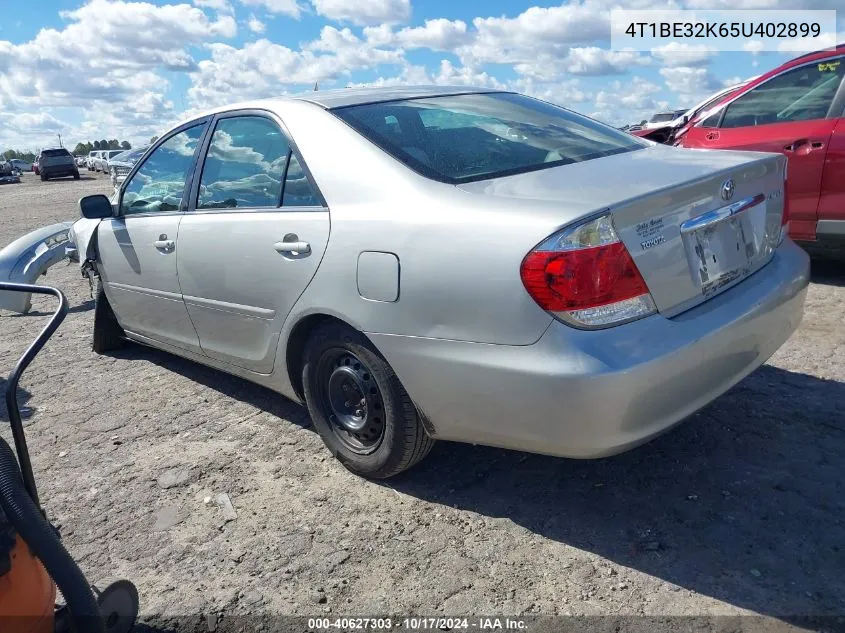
316 349 385 455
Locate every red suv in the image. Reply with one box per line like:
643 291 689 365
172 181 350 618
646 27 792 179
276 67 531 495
679 44 845 256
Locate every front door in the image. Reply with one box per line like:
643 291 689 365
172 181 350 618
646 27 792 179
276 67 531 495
683 56 845 241
176 112 330 373
96 121 208 352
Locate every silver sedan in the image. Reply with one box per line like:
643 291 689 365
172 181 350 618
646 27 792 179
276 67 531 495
71 86 809 478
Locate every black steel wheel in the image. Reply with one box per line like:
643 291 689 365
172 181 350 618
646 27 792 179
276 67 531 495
302 322 434 478
315 348 386 455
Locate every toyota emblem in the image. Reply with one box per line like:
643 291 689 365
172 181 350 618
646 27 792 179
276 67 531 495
720 178 735 201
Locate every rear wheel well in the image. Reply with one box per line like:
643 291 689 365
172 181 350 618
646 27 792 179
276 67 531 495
286 314 356 402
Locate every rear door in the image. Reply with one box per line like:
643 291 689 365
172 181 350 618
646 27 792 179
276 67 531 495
682 56 845 241
96 120 209 352
816 116 845 239
176 110 330 373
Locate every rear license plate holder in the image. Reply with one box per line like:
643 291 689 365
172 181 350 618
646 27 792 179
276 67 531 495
683 214 757 297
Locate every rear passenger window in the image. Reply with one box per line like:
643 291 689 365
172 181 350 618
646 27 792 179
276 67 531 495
282 154 322 207
198 116 290 210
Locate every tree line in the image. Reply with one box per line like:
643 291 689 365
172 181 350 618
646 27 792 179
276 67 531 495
72 139 132 155
2 138 133 163
2 149 37 162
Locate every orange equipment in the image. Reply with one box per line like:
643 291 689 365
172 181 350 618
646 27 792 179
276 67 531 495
0 282 138 633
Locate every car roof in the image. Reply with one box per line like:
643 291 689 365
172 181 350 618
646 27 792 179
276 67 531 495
789 42 845 64
175 85 503 128
290 85 499 109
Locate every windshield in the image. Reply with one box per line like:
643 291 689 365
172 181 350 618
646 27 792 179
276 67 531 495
649 113 675 123
333 92 644 184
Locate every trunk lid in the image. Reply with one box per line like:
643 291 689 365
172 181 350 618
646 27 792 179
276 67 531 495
457 144 786 318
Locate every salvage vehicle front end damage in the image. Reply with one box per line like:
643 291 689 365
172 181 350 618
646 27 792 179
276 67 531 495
0 189 112 314
0 161 21 185
0 222 75 313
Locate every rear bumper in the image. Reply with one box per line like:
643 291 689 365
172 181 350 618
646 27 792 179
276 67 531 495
368 240 810 458
42 165 78 177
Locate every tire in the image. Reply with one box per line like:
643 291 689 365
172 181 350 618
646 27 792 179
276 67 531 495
73 171 80 180
90 272 125 354
40 174 47 181
302 322 434 479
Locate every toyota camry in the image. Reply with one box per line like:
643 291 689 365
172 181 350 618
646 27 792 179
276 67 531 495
69 86 810 478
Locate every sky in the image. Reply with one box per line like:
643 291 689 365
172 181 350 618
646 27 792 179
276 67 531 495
0 0 842 152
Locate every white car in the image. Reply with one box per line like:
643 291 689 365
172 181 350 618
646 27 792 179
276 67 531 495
8 159 32 172
87 151 101 171
643 109 689 130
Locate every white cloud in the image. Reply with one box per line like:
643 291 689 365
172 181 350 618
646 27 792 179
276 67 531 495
188 29 403 108
238 0 304 18
247 14 267 33
456 3 653 79
193 0 233 12
395 19 471 51
0 0 239 148
463 3 609 65
651 42 715 67
510 77 591 106
311 0 410 26
660 66 722 98
561 47 650 75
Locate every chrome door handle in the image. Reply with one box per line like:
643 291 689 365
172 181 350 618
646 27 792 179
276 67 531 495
154 239 175 251
274 240 310 254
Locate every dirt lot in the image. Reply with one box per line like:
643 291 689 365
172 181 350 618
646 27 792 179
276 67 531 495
1 172 844 631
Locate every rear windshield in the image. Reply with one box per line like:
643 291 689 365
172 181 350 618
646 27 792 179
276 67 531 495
333 92 644 184
42 149 71 157
649 113 675 123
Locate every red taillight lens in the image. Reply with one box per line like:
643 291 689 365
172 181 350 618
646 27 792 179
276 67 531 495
521 243 649 311
520 215 657 328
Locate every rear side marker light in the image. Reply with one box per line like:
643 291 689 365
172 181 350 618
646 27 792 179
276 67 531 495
520 214 656 329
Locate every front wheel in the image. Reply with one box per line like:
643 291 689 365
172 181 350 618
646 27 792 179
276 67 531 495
302 323 434 479
90 271 125 353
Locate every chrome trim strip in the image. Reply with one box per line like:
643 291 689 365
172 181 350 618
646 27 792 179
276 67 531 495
108 282 183 301
680 194 765 234
183 294 276 320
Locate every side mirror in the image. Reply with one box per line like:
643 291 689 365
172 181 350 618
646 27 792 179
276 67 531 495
79 194 114 219
682 115 689 125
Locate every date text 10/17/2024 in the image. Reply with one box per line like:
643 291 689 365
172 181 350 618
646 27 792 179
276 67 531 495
307 617 529 630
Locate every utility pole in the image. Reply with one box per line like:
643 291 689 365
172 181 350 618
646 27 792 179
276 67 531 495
57 134 63 148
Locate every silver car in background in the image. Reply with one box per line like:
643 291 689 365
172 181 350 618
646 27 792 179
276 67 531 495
71 86 809 479
107 146 148 188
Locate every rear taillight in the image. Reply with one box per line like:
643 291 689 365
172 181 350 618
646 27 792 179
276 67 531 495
520 214 657 329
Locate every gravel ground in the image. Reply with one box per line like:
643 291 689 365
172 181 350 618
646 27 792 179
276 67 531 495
0 172 843 631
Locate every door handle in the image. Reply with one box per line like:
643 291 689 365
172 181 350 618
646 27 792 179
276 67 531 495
154 235 175 251
784 139 808 152
274 235 311 255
